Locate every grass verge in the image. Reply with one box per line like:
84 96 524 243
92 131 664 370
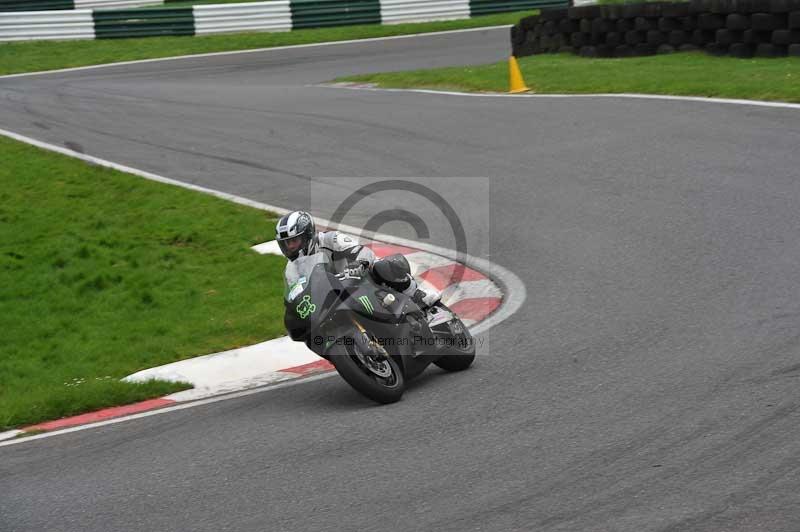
335 52 800 103
0 135 286 430
0 11 534 77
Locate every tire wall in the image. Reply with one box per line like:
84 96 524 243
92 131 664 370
511 0 800 58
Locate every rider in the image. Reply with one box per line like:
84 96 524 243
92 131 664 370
276 211 439 339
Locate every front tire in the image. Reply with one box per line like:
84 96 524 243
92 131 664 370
433 345 475 372
433 317 476 372
329 339 405 404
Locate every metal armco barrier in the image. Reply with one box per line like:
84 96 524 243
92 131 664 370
0 0 72 11
470 0 567 16
0 8 92 39
1 0 567 41
194 0 291 35
290 0 380 29
78 0 164 8
380 0 469 24
0 0 163 11
93 6 194 38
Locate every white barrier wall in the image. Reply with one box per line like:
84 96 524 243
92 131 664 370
0 8 93 40
1 0 560 42
193 0 291 35
380 0 470 24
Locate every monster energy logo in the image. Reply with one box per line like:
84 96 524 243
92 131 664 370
358 295 374 315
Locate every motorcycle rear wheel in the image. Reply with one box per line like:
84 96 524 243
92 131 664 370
330 338 405 404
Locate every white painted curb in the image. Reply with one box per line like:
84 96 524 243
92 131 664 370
125 335 321 401
0 430 23 442
124 236 505 401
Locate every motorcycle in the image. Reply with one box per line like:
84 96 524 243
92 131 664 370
284 253 475 403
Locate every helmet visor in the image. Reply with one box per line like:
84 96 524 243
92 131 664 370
278 235 305 259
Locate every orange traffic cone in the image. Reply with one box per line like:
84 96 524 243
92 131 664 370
508 56 530 94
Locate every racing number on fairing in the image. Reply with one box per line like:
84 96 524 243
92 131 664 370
296 295 317 319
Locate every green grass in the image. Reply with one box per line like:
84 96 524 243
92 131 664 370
336 52 800 103
0 11 535 76
0 135 287 430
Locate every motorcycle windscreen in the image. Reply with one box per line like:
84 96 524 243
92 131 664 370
285 253 330 302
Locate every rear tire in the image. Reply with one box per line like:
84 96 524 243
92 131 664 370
330 341 405 404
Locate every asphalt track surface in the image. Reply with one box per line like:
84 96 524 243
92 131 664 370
2 27 800 532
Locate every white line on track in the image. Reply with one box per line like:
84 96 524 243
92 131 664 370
315 84 800 110
0 125 526 447
0 25 512 80
0 430 23 442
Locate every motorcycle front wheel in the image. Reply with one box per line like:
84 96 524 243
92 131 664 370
432 306 476 372
433 338 475 371
329 334 405 404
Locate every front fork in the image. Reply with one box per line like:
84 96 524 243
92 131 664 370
350 316 389 359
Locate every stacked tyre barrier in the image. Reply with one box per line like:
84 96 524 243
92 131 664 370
511 0 800 58
0 0 566 41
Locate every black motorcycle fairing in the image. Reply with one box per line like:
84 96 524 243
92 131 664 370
286 262 419 328
284 262 413 350
283 255 470 388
